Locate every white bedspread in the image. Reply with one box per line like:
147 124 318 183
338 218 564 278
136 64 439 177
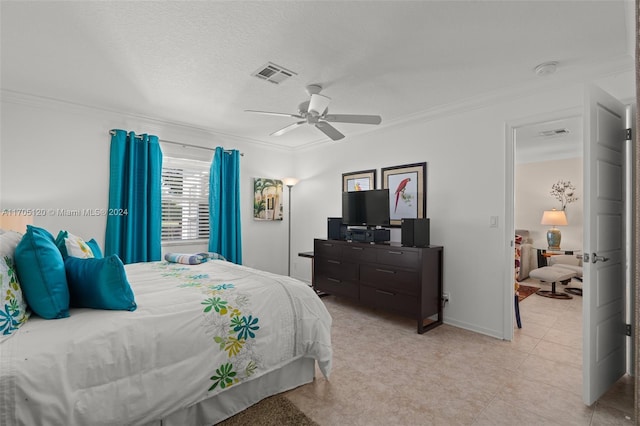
0 260 332 426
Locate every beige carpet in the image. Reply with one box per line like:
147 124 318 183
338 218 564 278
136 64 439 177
216 394 318 426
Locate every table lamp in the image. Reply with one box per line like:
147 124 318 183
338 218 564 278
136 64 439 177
541 208 567 250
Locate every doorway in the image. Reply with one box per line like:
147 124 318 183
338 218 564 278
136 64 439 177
507 103 634 412
514 115 584 255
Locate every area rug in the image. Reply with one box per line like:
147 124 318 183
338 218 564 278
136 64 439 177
517 284 539 302
217 395 318 426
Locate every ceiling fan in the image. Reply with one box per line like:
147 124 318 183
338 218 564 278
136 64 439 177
245 84 382 141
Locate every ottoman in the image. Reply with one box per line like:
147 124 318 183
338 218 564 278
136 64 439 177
529 266 577 299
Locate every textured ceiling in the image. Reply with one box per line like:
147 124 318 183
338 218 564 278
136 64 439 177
0 1 633 149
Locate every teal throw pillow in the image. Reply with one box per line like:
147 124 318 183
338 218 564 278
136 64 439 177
86 239 103 259
64 255 137 311
14 225 70 319
54 230 69 258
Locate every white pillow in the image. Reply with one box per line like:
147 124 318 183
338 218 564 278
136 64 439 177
0 230 30 341
65 232 95 259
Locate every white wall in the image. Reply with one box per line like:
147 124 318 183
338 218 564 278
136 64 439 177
515 157 583 250
289 71 634 339
0 93 294 275
1 69 633 340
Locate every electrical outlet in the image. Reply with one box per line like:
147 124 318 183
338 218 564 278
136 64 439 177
442 292 450 304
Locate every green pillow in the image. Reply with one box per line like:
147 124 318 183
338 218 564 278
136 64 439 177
64 255 136 311
14 226 69 319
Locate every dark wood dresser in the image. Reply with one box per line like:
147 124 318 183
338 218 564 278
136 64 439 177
313 238 443 334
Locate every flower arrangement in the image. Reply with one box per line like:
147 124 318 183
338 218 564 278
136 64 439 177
550 180 578 210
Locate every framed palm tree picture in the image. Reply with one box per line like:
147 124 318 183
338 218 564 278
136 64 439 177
382 162 426 227
253 178 283 220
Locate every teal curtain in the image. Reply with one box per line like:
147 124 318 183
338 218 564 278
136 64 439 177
209 147 242 264
105 129 162 264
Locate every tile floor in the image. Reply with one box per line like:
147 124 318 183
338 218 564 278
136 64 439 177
285 278 634 425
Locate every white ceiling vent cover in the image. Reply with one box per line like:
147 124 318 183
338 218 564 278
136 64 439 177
251 62 297 84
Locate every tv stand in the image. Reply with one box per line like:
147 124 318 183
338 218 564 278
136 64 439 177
313 239 443 334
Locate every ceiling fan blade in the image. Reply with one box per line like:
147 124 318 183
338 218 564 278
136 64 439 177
323 114 382 125
245 110 304 119
315 122 345 141
270 121 306 137
308 94 331 115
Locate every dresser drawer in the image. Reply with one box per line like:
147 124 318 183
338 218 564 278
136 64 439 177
315 258 358 281
314 241 343 259
359 264 419 296
360 285 418 316
376 248 420 269
315 276 359 299
342 244 376 263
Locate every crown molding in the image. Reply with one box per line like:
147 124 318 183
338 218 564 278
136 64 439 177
2 54 633 155
0 89 294 154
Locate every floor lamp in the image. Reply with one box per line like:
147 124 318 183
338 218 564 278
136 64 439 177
282 177 299 276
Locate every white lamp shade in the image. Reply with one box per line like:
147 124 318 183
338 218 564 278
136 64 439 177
282 177 299 187
0 215 33 233
541 209 568 226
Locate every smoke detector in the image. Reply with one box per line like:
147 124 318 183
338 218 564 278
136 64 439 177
534 61 558 76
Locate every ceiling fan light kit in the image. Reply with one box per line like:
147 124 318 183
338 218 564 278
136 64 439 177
246 84 382 141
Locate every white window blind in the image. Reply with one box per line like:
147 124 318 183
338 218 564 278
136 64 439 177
161 156 210 242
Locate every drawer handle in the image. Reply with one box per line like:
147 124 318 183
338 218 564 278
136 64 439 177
327 278 341 283
327 260 341 264
350 247 364 251
387 250 403 255
376 268 396 274
375 289 395 296
322 243 333 247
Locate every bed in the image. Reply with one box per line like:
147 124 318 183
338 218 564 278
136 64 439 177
0 228 332 426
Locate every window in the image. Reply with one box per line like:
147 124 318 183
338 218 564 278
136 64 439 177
161 157 210 242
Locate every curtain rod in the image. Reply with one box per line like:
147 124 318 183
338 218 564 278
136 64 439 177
160 138 244 156
108 130 244 156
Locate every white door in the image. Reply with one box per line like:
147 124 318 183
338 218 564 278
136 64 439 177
582 85 627 405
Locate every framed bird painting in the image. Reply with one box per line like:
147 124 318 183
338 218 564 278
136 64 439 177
382 162 427 227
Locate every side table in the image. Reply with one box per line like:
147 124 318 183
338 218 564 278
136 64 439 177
297 251 328 297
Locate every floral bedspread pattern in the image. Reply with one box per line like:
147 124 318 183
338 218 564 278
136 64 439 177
1 260 332 426
153 262 263 392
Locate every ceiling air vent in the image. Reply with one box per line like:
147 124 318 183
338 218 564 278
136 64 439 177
539 128 570 137
251 62 297 85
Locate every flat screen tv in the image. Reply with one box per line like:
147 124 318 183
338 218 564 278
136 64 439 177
342 189 390 227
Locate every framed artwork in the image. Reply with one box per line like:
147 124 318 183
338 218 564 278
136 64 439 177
382 162 427 227
253 178 283 221
342 169 376 192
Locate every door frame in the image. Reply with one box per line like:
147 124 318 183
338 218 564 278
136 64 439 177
505 101 635 403
503 107 582 341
